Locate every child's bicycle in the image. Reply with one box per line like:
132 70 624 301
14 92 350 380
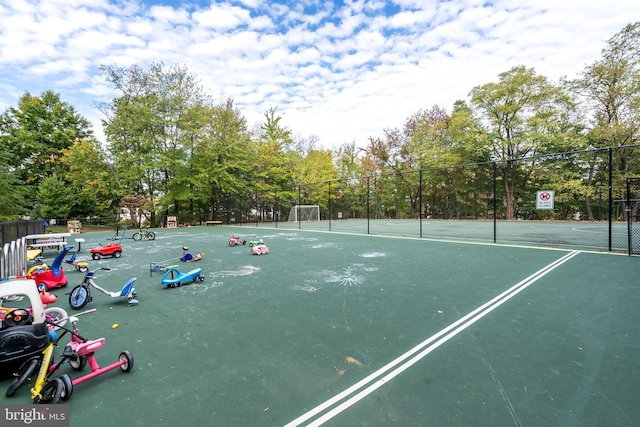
5 308 133 403
132 227 155 241
4 308 94 403
68 267 138 310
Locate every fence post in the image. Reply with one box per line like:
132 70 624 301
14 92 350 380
419 169 423 239
493 161 497 243
298 185 301 230
608 147 613 251
328 181 332 232
367 177 370 235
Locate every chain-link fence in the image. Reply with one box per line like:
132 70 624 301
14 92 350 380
628 178 640 255
225 146 639 254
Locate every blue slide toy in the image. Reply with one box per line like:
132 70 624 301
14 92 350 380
161 265 204 288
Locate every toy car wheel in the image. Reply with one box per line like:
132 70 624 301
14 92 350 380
34 378 63 404
198 275 204 282
59 374 73 401
79 265 88 273
114 251 122 258
119 351 134 372
242 240 246 245
92 253 101 260
69 285 90 310
37 282 48 292
69 354 87 371
6 357 40 397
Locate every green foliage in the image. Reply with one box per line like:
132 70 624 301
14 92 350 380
36 174 71 220
0 150 25 221
0 90 93 215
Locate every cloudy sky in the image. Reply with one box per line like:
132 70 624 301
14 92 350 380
0 0 637 150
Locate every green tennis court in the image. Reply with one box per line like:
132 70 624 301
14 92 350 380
1 226 638 426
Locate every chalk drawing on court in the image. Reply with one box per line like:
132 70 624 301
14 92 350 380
291 285 320 292
360 252 386 258
176 284 210 294
325 266 365 287
312 242 337 249
211 265 261 279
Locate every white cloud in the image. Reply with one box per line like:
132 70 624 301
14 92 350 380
0 0 637 151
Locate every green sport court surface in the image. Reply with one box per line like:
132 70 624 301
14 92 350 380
1 226 638 426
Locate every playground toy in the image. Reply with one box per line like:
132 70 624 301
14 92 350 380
180 247 204 262
161 265 204 288
5 308 133 404
4 308 91 402
229 233 246 246
68 267 138 310
251 243 269 255
132 228 155 241
90 243 123 260
64 251 89 273
248 236 264 247
53 311 134 402
29 245 72 291
0 279 50 369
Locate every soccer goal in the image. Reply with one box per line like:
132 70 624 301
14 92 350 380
288 205 320 222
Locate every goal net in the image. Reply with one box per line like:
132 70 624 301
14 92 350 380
288 205 320 222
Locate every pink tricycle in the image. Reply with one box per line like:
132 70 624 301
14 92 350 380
50 311 134 401
229 233 246 246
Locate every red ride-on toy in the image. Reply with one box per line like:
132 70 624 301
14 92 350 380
229 233 246 246
29 245 71 291
90 243 122 260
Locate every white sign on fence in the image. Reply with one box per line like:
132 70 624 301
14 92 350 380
536 190 554 210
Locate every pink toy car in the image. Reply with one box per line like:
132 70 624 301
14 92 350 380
251 244 269 255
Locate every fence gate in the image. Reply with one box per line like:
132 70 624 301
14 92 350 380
627 178 640 255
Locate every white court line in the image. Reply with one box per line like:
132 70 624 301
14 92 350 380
285 250 581 426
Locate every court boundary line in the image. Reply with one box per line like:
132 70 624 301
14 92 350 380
285 250 581 426
233 224 628 256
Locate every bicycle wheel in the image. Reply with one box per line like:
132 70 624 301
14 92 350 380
59 374 73 401
69 354 87 371
69 285 90 310
132 232 142 241
44 307 68 331
33 378 63 404
147 231 155 240
119 351 134 372
6 357 39 397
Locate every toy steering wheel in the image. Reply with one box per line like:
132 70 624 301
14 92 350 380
4 309 33 327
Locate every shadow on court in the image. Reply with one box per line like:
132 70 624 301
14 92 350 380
1 226 638 426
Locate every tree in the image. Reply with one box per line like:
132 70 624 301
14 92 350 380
100 62 208 225
0 90 93 214
567 22 640 219
470 66 578 220
36 174 71 220
188 97 254 222
61 139 116 218
0 150 24 221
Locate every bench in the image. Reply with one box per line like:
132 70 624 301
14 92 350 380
27 242 67 248
24 233 71 253
206 221 223 226
75 238 85 251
